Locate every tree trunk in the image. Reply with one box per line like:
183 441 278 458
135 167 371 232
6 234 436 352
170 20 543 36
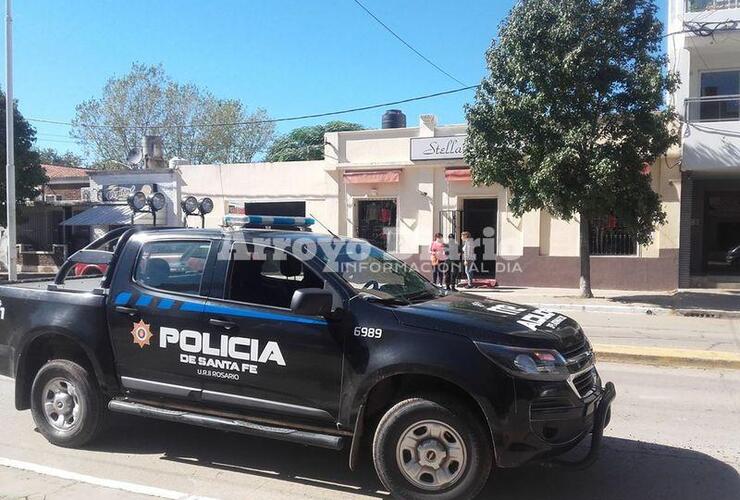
579 213 594 298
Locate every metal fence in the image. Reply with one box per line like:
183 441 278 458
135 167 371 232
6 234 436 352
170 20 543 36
686 0 740 12
685 95 740 123
589 218 637 256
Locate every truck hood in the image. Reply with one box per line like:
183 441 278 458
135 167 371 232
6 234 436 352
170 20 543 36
393 292 585 351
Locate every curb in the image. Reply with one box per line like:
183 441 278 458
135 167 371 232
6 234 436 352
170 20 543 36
593 344 740 370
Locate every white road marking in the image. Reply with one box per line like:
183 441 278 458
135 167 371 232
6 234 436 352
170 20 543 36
0 456 219 500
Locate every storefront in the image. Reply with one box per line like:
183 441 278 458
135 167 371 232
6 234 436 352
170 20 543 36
179 113 681 290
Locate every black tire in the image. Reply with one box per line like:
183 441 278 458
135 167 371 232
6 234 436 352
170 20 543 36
30 359 105 448
372 396 492 500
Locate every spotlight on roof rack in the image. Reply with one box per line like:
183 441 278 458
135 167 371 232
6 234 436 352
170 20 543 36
181 196 215 228
223 215 315 231
181 196 199 215
148 192 166 212
127 191 148 212
127 190 166 226
199 197 214 215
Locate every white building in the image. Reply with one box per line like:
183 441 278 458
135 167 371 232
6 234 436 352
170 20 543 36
179 112 681 290
668 0 740 286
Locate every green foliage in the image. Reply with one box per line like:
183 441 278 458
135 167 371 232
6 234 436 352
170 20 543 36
265 121 365 162
36 148 84 168
0 92 49 222
465 0 678 245
71 63 276 166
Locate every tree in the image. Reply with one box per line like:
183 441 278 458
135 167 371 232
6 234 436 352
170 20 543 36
71 63 275 166
0 92 48 222
465 0 678 297
265 121 364 162
36 147 84 167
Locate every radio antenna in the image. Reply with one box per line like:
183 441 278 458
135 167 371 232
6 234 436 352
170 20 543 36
309 213 340 239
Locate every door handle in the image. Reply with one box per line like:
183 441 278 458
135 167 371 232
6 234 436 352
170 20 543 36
115 305 139 317
209 318 237 330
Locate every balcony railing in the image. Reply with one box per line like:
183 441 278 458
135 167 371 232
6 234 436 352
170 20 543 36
686 0 740 12
685 95 740 123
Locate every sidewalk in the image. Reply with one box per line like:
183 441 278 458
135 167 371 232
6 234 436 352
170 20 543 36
470 287 740 318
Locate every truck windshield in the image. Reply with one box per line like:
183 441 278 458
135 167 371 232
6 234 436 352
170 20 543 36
316 240 440 303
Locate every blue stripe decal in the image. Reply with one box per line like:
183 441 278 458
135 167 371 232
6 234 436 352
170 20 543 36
136 295 153 307
158 299 175 310
114 292 132 305
179 300 326 326
180 302 206 313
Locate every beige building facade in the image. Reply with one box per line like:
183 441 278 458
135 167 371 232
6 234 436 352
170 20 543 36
179 113 682 291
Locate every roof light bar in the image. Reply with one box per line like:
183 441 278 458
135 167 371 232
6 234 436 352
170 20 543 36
223 215 316 228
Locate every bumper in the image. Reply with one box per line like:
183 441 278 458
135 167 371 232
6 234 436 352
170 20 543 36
491 370 616 468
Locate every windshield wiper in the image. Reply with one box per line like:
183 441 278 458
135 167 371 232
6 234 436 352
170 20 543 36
362 294 411 306
402 290 439 303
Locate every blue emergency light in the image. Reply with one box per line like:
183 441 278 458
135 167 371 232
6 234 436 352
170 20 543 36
223 214 316 228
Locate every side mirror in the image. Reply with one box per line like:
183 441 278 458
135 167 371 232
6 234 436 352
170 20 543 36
290 288 333 317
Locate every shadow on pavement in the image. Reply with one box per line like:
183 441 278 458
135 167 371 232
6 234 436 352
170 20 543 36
609 291 740 313
88 415 739 500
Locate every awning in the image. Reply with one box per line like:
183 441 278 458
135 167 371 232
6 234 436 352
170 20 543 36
60 205 144 226
343 169 401 184
445 168 472 182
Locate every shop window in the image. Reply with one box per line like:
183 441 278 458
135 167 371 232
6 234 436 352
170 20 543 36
357 199 397 252
589 216 637 256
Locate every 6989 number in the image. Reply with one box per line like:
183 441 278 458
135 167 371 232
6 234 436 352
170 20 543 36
354 326 383 339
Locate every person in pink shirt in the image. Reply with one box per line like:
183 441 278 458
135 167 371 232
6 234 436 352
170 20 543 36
429 233 448 287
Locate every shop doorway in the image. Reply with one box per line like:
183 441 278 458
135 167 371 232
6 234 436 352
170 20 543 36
356 199 397 251
462 198 498 277
703 191 740 275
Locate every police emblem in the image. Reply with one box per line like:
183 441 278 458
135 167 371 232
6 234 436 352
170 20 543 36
131 319 153 348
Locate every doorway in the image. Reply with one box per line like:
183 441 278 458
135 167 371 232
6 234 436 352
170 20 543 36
356 199 397 251
462 198 498 277
702 191 740 275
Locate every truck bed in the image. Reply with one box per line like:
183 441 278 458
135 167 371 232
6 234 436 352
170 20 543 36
0 278 109 379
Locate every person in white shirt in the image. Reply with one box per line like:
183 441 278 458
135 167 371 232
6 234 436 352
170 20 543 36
461 231 475 288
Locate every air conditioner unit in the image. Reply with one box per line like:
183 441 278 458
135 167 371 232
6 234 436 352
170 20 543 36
44 194 61 202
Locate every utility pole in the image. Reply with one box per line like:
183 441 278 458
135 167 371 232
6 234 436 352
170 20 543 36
4 0 16 281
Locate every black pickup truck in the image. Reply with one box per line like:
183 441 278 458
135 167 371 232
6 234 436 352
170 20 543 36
0 220 614 500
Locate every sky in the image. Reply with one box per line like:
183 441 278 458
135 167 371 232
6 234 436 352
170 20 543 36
4 0 667 161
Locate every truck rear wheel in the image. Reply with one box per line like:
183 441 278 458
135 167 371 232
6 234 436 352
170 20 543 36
372 397 492 500
30 359 105 448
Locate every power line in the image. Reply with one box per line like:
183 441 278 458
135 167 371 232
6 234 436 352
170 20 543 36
27 84 478 130
351 0 466 87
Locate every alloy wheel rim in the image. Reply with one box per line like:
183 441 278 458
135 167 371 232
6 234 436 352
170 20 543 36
395 419 467 491
42 377 82 433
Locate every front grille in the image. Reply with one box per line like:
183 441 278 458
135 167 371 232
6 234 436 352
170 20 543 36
573 369 596 397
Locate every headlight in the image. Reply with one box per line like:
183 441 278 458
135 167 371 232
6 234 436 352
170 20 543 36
474 342 569 381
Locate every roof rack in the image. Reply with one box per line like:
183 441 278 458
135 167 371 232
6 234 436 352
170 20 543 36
223 215 315 231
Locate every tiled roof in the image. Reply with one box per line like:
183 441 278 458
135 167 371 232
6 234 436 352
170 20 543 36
42 164 90 179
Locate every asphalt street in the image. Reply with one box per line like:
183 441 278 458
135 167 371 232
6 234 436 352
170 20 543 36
0 362 738 500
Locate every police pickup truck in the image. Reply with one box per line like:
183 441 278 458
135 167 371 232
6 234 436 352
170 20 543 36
0 216 614 500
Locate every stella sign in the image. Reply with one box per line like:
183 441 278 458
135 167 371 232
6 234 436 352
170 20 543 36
410 135 466 161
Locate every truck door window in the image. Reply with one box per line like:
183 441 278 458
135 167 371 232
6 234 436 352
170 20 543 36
134 240 211 295
226 244 323 309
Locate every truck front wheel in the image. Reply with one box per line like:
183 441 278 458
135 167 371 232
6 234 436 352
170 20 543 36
30 359 105 448
372 397 492 500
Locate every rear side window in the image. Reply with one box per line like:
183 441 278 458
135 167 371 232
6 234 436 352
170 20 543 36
134 240 211 295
